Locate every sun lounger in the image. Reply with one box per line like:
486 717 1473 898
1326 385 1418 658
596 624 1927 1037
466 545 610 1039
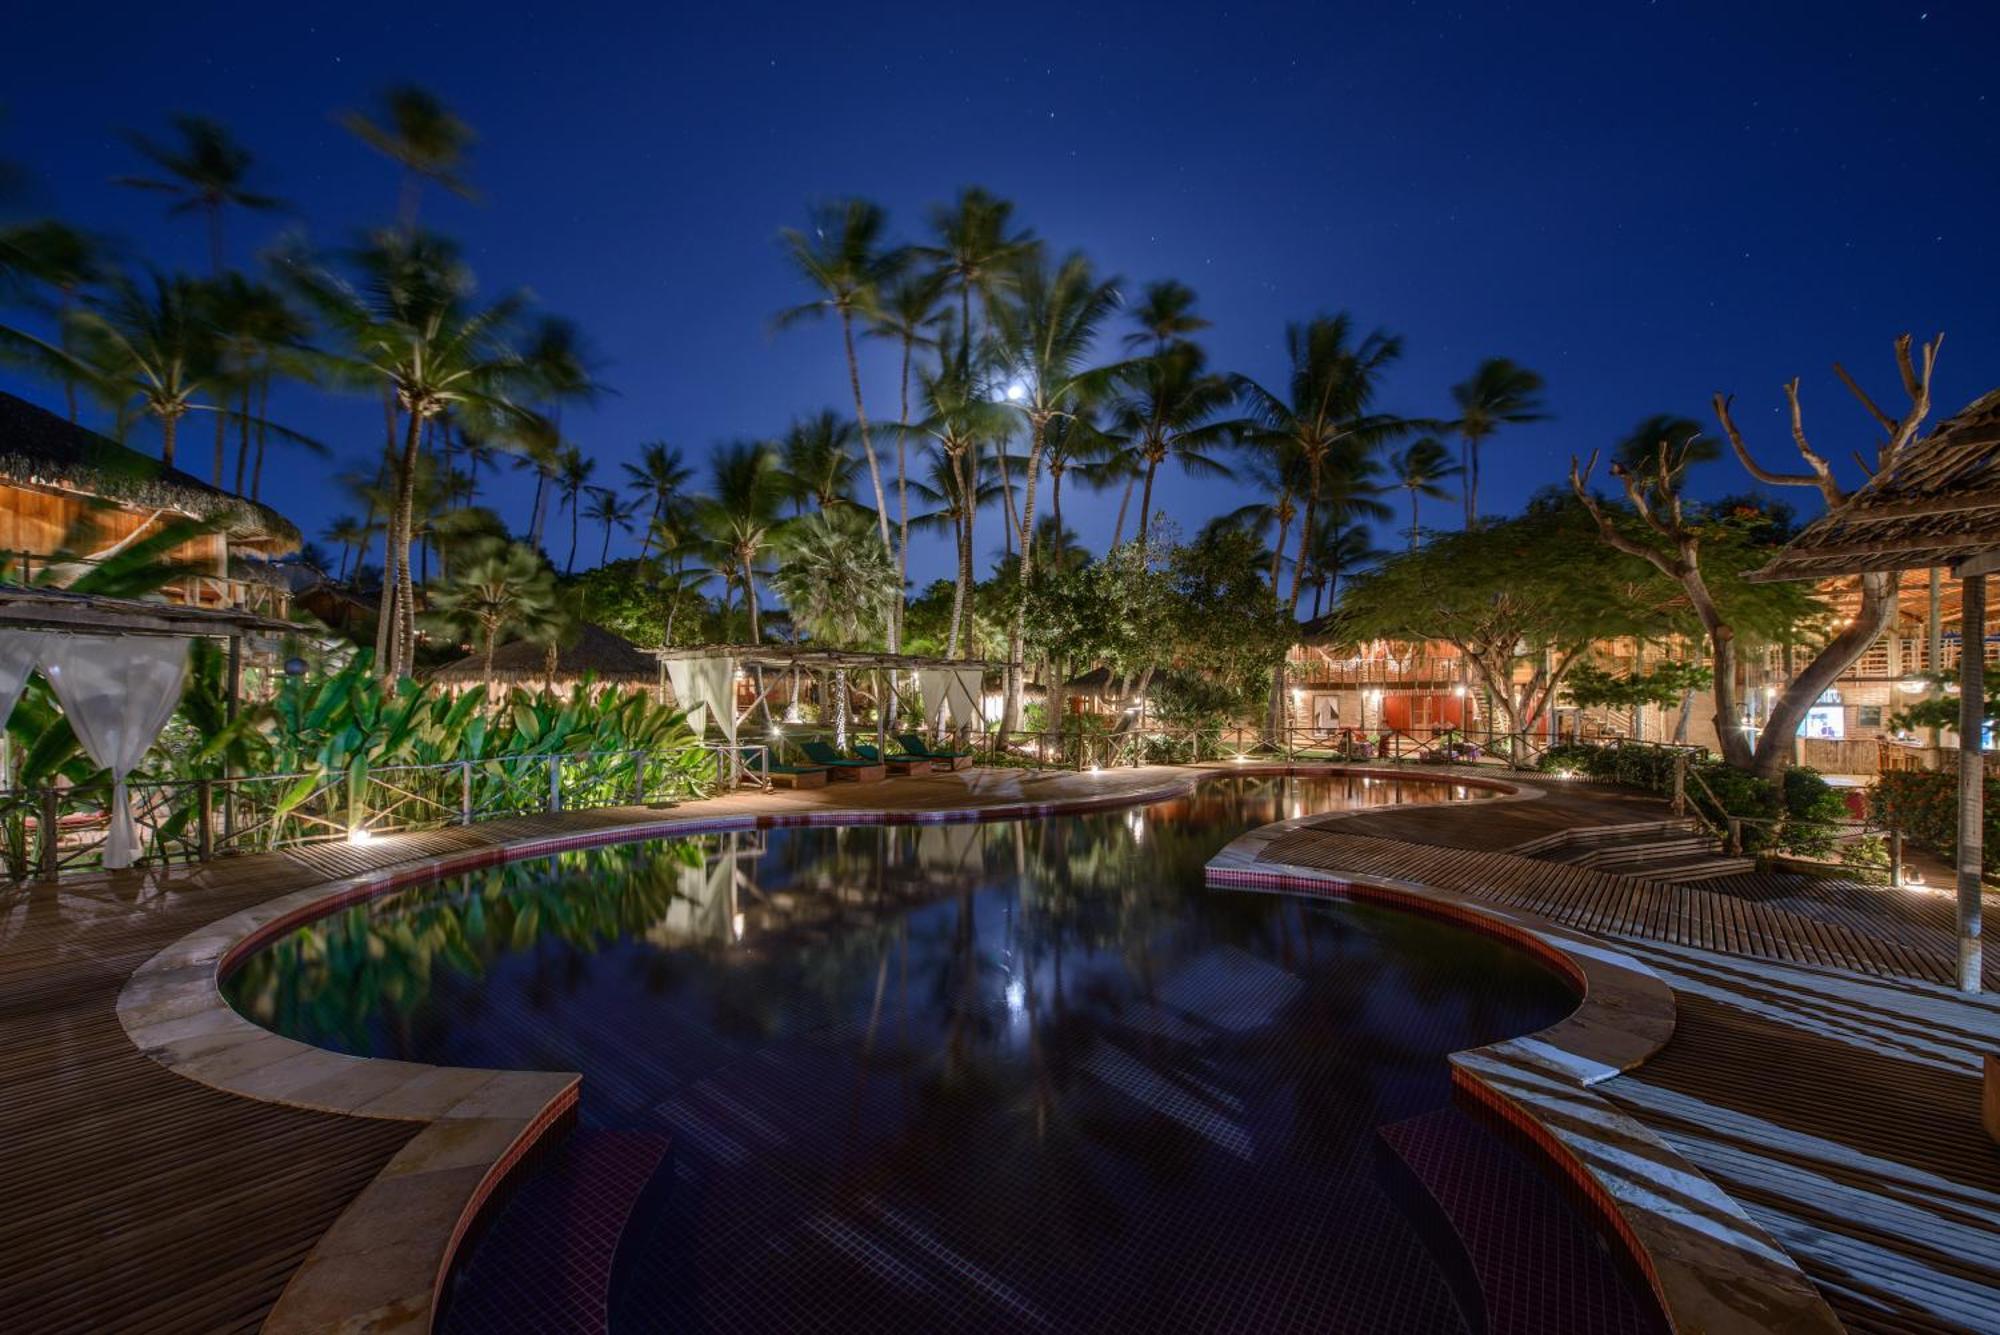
763 761 830 789
798 740 887 783
854 743 933 776
896 733 975 771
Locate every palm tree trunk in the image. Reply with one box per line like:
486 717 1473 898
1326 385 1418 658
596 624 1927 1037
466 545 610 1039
381 407 425 679
566 498 580 573
1111 473 1136 550
213 403 227 486
1408 487 1421 551
601 520 613 565
252 376 270 501
160 410 179 467
996 442 1018 560
1289 459 1322 616
1137 457 1161 548
1050 468 1065 566
1268 492 1292 602
233 381 251 495
894 337 913 653
1002 418 1046 731
744 547 762 644
839 312 895 568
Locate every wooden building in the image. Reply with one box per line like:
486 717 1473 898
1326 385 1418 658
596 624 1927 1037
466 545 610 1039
0 390 299 613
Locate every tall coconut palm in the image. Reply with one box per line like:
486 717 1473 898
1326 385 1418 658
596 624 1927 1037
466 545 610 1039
282 229 533 679
202 273 314 495
918 187 1037 374
1301 521 1385 619
770 508 898 744
623 441 693 556
692 440 787 643
115 116 282 274
340 85 478 229
1388 436 1460 550
1114 343 1238 547
424 541 560 685
866 270 948 640
556 447 596 573
907 336 1011 657
1232 314 1406 616
324 514 381 584
582 486 637 565
1122 279 1209 356
51 271 222 467
987 252 1126 726
774 199 903 590
1042 405 1123 565
1451 357 1548 528
517 316 601 544
778 409 861 515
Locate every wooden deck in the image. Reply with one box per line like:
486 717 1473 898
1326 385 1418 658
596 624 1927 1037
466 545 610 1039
1259 778 2000 1334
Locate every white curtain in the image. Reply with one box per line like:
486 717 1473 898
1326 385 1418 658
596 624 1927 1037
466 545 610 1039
916 669 951 731
39 636 190 870
0 631 43 734
947 668 986 729
665 655 738 747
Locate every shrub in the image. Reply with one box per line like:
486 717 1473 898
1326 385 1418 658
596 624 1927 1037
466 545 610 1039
1869 769 2000 873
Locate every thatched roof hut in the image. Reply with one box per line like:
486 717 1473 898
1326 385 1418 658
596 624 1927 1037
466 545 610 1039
0 390 301 553
429 622 659 693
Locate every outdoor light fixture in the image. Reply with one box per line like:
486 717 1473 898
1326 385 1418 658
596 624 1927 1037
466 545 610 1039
1898 677 1929 694
346 826 373 845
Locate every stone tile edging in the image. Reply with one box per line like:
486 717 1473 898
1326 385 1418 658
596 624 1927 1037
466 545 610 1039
1208 812 1842 1334
109 763 1541 1334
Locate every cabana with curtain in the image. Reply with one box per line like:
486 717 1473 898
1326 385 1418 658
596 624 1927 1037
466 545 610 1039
1749 387 2000 994
0 586 299 871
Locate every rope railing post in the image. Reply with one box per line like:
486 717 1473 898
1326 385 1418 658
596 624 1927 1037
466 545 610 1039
1889 827 1904 889
197 779 213 862
547 754 562 814
37 787 57 882
632 750 646 805
460 761 475 826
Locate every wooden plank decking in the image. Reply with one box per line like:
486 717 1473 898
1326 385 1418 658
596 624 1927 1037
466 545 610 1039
1258 780 2000 1335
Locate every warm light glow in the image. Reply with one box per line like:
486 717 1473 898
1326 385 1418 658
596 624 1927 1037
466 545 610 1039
346 826 373 845
1087 763 1101 773
1005 380 1028 402
1452 684 1467 697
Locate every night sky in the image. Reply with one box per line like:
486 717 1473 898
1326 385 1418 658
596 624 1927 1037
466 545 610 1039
5 1 1996 585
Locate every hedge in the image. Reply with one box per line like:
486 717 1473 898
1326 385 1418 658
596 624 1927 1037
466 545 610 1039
1867 769 2000 874
1537 741 1844 856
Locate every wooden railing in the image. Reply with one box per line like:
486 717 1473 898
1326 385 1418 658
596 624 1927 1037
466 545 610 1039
5 551 290 617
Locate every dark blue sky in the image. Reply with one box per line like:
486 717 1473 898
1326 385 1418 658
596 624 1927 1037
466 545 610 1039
5 1 1997 583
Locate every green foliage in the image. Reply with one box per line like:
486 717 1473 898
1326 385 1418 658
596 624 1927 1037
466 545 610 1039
1869 769 2000 874
1887 672 2000 734
1161 528 1295 718
1563 659 1712 712
1536 741 1841 856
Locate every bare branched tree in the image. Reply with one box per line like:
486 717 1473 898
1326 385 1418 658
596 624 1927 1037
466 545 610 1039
1571 334 1942 778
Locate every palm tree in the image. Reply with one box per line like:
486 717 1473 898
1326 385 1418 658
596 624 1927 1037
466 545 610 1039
623 441 693 556
202 273 313 495
582 486 637 565
283 229 534 679
908 337 1011 658
866 270 947 640
1114 343 1238 547
1042 406 1117 565
115 116 282 274
778 409 861 514
424 542 560 685
774 198 903 594
324 514 381 583
556 447 596 572
770 508 897 744
917 187 1037 374
1389 436 1460 550
1233 314 1407 616
987 252 1126 726
1122 279 1209 355
692 441 787 643
1302 523 1386 620
48 271 221 467
509 414 565 550
1611 413 1716 495
340 85 478 229
517 316 602 544
0 220 113 421
1451 357 1548 528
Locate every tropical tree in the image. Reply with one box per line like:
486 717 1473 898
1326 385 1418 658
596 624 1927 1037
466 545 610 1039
115 116 281 273
340 85 478 229
0 220 113 421
907 330 1011 658
201 273 314 495
866 270 948 635
324 514 381 583
582 486 637 565
775 199 902 584
1388 436 1460 549
1114 342 1237 547
918 186 1037 374
1122 279 1209 355
555 447 597 573
778 409 861 514
282 229 533 679
986 251 1125 726
623 441 692 556
1233 314 1407 616
770 509 897 743
1042 406 1119 564
425 541 561 684
1452 357 1548 528
691 440 787 643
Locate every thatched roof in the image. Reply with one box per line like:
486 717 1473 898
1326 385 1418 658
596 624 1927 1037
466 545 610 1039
0 390 301 552
655 643 1004 670
1750 388 2000 582
430 622 658 685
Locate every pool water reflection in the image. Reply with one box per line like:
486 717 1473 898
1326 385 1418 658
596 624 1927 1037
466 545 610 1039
227 774 1660 1334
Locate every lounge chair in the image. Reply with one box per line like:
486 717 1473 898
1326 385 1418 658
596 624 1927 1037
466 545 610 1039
798 740 887 783
854 743 933 777
763 761 830 789
896 733 975 771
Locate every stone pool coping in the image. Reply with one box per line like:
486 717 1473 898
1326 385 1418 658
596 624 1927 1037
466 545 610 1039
115 764 1811 1333
1209 803 1842 1333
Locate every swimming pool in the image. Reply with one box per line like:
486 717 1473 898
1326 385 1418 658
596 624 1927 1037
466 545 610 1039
227 772 1661 1333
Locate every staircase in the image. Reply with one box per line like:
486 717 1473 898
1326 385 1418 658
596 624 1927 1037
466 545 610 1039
1514 818 1755 884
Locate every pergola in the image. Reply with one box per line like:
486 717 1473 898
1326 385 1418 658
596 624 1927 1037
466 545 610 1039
1750 387 2000 992
652 644 1000 754
0 584 305 868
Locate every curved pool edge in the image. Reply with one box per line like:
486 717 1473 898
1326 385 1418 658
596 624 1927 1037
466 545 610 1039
111 763 1527 1334
1207 814 1843 1334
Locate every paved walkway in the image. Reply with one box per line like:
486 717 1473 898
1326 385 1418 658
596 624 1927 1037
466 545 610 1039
1255 778 2000 1335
